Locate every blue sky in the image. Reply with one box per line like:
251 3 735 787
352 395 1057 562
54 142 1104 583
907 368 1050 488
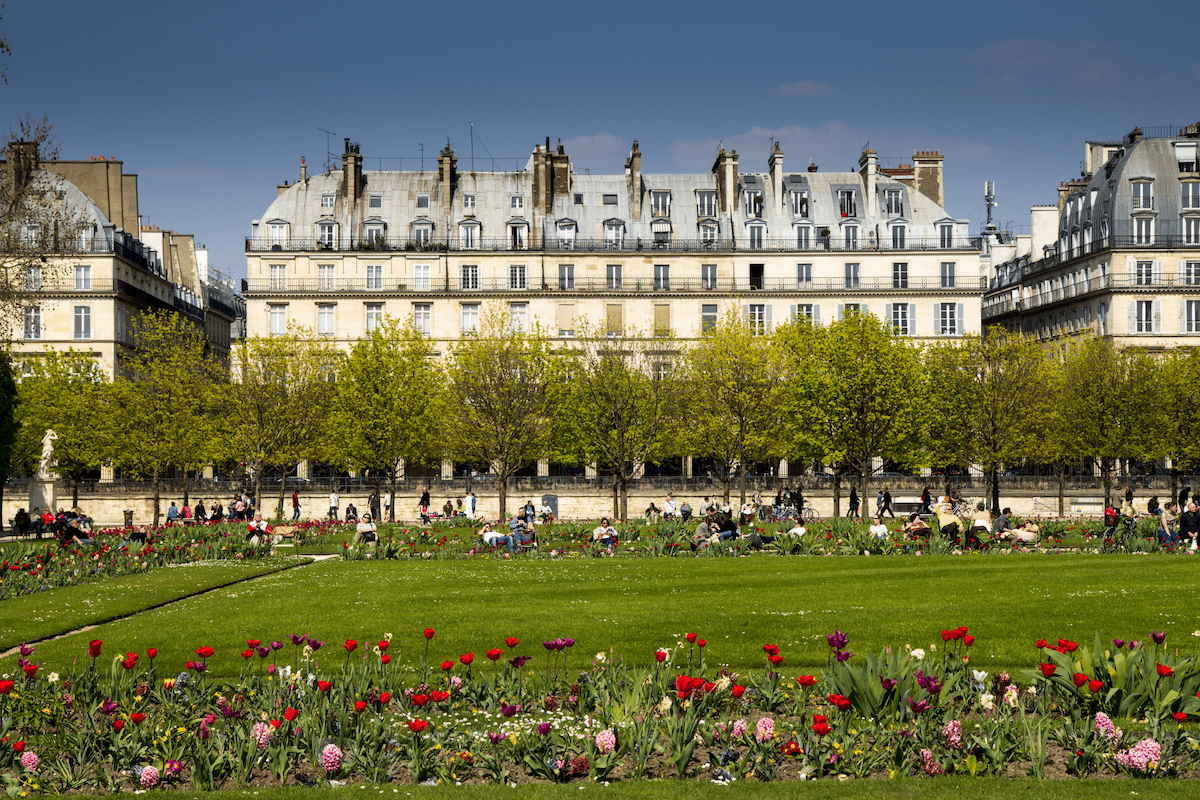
3 0 1196 279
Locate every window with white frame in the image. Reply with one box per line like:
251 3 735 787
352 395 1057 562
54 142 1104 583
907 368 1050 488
75 265 92 290
1188 300 1200 333
363 264 382 290
365 303 384 333
891 225 906 249
463 194 476 212
269 264 286 290
556 222 576 249
651 191 671 216
843 226 858 249
412 226 431 246
1186 261 1200 285
605 222 625 247
796 226 811 250
701 303 718 332
941 224 954 248
844 263 860 288
702 264 717 289
744 190 763 218
939 303 959 336
461 303 479 334
892 262 908 288
699 223 717 245
318 264 334 289
1135 260 1154 285
509 264 527 290
321 194 334 209
1132 181 1153 210
413 303 431 336
268 304 287 336
843 303 861 316
318 223 336 247
1183 183 1200 209
892 303 910 335
748 224 765 249
317 304 335 337
511 195 524 212
1136 300 1154 333
509 225 527 250
838 190 857 217
792 191 809 217
23 306 40 340
416 193 429 210
793 304 814 322
747 304 769 335
886 189 903 215
606 264 622 290
558 264 574 290
460 264 479 290
24 265 40 291
459 223 478 248
1134 217 1154 244
697 191 716 216
369 194 382 209
510 302 527 333
941 262 956 288
363 223 384 244
413 264 430 291
797 263 812 286
268 223 287 246
1185 218 1200 245
654 264 670 290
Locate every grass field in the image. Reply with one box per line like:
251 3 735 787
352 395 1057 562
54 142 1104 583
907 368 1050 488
9 553 1198 680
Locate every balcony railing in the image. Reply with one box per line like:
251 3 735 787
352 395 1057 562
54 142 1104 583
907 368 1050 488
246 235 984 255
245 276 988 295
983 272 1200 320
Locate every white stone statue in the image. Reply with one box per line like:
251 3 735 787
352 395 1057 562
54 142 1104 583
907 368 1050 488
37 429 57 479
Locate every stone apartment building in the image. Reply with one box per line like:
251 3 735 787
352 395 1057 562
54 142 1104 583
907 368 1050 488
245 137 983 347
983 123 1200 346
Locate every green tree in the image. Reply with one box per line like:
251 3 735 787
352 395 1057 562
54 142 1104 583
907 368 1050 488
111 310 222 525
0 352 18 530
777 311 925 515
323 318 442 519
221 328 340 519
682 307 782 505
561 324 683 522
1161 346 1200 504
444 308 556 520
14 350 111 508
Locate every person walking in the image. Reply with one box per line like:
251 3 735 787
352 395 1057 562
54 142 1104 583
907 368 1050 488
368 489 381 522
882 487 895 518
848 487 860 519
328 489 340 521
292 491 301 521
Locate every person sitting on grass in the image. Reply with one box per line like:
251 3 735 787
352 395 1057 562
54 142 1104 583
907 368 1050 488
59 517 93 548
903 513 930 539
713 511 740 542
787 519 807 536
354 513 378 549
508 514 535 550
1002 515 1040 547
345 503 359 523
868 514 888 540
692 516 713 550
247 513 272 546
645 502 661 522
479 522 515 553
592 518 618 554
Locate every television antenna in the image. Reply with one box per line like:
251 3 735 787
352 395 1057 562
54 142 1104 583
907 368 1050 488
318 128 336 172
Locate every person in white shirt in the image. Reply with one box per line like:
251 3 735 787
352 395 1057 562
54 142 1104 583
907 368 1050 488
328 491 339 521
354 514 378 548
868 515 888 540
788 521 807 536
592 518 618 554
662 496 676 518
479 522 515 553
539 500 553 522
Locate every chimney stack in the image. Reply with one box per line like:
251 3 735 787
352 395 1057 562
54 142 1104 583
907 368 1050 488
300 156 307 184
768 142 784 217
625 140 642 219
6 140 39 193
912 150 944 208
438 144 457 218
712 148 739 213
341 138 363 203
858 148 878 218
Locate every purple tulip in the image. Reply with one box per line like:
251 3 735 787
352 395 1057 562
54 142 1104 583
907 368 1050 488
880 677 897 690
1113 638 1125 649
289 634 307 646
488 731 504 745
834 650 852 662
537 722 552 736
906 695 930 716
309 639 324 652
543 641 556 651
509 656 530 669
100 697 118 715
16 658 28 670
257 646 271 659
270 641 284 651
563 638 575 648
501 704 521 718
1150 630 1167 645
825 630 849 650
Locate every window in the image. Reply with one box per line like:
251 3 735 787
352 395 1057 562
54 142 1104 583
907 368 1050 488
654 264 670 291
509 225 527 250
941 262 956 288
747 304 770 336
556 222 576 249
1135 260 1154 285
701 303 718 332
1135 300 1154 333
885 189 903 215
651 191 671 216
748 224 765 249
558 264 574 290
891 303 910 336
317 304 335 337
844 263 860 289
653 303 670 336
510 302 527 333
606 264 622 290
413 264 430 291
463 194 476 211
24 265 40 291
509 264 527 290
793 304 814 322
1135 217 1154 245
318 264 334 289
605 303 623 336
1185 218 1200 245
321 194 334 209
702 264 717 289
603 194 618 205
269 304 287 336
892 262 908 289
74 265 92 290
843 226 858 249
1186 261 1200 285
363 224 384 244
796 226 811 250
318 223 336 247
413 303 431 336
412 227 431 246
1184 183 1200 209
744 190 763 217
791 191 808 217
461 303 479 334
605 222 625 248
416 194 429 210
939 303 959 336
1188 300 1200 333
23 306 40 340
843 304 861 316
367 264 383 290
511 195 524 212
697 191 716 216
557 302 577 338
839 190 857 217
269 223 287 246
797 263 812 287
459 224 478 248
700 224 718 245
269 264 286 290
460 264 479 290
652 362 671 381
369 195 382 209
365 303 384 333
891 225 906 249
653 228 671 247
1132 182 1153 210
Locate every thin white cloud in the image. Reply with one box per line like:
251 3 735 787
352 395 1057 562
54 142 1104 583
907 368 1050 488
778 80 832 97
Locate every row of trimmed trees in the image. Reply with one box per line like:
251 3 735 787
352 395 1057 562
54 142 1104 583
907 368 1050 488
12 305 1200 523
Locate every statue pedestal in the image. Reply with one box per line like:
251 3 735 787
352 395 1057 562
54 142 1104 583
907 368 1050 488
30 479 57 515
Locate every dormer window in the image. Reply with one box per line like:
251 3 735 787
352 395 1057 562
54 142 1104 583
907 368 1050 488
651 191 671 217
511 195 525 212
697 191 716 216
463 194 476 212
791 191 808 217
1183 183 1200 209
411 221 433 247
891 225 906 250
556 221 577 250
1176 142 1198 173
458 222 479 249
699 223 718 246
838 190 857 217
318 222 337 249
321 194 334 209
885 189 903 216
604 221 625 248
744 190 763 218
363 222 385 245
1132 181 1153 210
268 222 288 248
747 223 766 250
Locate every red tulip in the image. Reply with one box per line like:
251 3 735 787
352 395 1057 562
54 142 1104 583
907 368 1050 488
88 640 103 658
686 633 698 643
763 644 779 657
486 648 502 661
284 707 298 721
146 648 157 660
378 640 389 652
354 700 367 713
460 652 474 665
1035 638 1047 648
241 649 253 659
1058 639 1078 653
1174 711 1188 722
407 719 427 733
270 719 282 730
1072 673 1088 687
411 694 430 707
247 640 261 648
813 720 831 737
654 650 667 662
731 684 746 698
797 675 817 687
381 654 391 665
195 646 215 659
941 630 951 641
0 681 13 695
431 690 449 702
113 719 125 731
23 664 37 678
1039 663 1056 678
505 637 519 648
1089 680 1104 693
697 639 706 648
318 680 332 692
380 692 391 705
1157 663 1175 678
828 693 852 711
343 640 358 654
131 712 146 725
423 628 435 640
768 654 784 667
440 660 453 671
12 740 24 752
963 635 975 647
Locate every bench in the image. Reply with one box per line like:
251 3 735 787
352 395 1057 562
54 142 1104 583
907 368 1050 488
272 525 299 544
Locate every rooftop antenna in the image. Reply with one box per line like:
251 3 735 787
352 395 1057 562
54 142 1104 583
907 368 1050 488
470 122 474 171
318 128 336 172
419 143 425 171
984 181 997 230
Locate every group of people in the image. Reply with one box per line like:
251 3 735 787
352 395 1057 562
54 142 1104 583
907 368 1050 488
13 506 95 546
164 498 232 524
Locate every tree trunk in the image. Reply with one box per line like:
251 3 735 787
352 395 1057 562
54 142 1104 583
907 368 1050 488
738 443 747 506
832 469 841 518
72 479 80 510
182 469 190 507
1057 459 1065 517
278 463 291 520
152 475 161 527
619 477 628 523
990 467 1000 514
1102 458 1112 509
390 472 398 523
612 475 620 521
1170 465 1178 513
497 468 508 521
254 468 263 521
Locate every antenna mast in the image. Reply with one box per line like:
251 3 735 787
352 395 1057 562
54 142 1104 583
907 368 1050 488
984 181 997 230
470 122 475 171
318 128 336 171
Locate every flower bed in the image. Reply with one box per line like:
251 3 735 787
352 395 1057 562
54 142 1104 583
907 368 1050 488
2 625 1199 791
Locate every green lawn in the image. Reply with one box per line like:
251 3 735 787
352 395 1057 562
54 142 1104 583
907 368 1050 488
9 554 1199 680
0 557 310 651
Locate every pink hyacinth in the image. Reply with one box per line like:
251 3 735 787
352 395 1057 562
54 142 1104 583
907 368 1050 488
250 721 273 750
1094 712 1116 739
322 743 344 772
140 765 160 788
1115 738 1161 773
20 751 39 772
732 718 748 739
755 717 775 743
941 719 962 750
921 748 944 776
595 729 616 754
